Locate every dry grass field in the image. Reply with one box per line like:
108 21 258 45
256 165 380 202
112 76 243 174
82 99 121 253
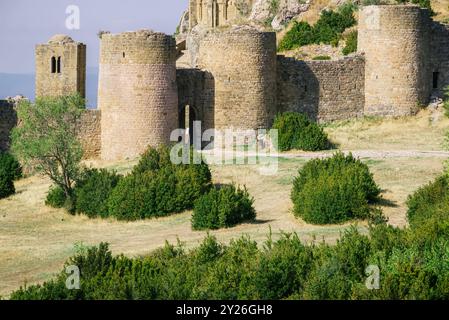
0 109 448 297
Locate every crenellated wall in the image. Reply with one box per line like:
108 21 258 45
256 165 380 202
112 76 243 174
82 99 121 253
277 55 365 122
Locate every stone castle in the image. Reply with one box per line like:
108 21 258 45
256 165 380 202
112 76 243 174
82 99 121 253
1 4 449 161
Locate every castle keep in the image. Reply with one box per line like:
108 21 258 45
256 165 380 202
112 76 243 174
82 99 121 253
1 5 449 160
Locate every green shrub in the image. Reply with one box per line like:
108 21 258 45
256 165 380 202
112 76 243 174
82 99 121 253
108 160 211 221
342 30 357 55
0 152 22 181
406 175 449 228
278 4 356 52
45 185 67 208
312 55 331 61
278 21 315 51
75 168 122 218
132 144 173 175
291 152 381 224
9 214 449 300
272 112 329 152
192 184 256 230
396 0 434 15
0 173 15 199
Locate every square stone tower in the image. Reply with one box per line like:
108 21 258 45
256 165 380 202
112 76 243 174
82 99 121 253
35 34 86 99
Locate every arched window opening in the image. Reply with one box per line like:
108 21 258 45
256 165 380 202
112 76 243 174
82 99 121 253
57 57 61 74
51 57 56 73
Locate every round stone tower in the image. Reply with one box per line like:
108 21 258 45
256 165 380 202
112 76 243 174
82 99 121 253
358 5 431 116
197 27 277 130
98 30 178 161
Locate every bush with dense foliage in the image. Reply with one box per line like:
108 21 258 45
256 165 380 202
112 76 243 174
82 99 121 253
406 175 449 228
107 146 212 221
75 168 122 218
278 4 356 51
192 184 256 230
43 145 212 220
342 30 357 55
11 209 449 300
45 185 67 208
0 172 15 199
395 0 434 15
291 153 381 224
272 112 329 152
0 152 22 181
0 152 22 199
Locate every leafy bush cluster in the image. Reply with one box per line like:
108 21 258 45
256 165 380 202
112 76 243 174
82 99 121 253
395 0 434 15
192 184 256 230
406 175 449 229
272 112 329 152
278 3 357 51
46 145 212 221
0 152 22 199
291 153 381 224
11 205 449 300
342 30 357 56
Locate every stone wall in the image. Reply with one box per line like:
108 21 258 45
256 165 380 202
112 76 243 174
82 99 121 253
197 27 277 130
0 100 17 152
189 0 251 30
98 30 178 161
35 35 86 99
77 110 101 159
277 55 365 122
431 22 449 96
358 5 431 116
176 68 216 133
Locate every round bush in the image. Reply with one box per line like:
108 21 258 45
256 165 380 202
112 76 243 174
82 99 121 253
272 112 329 152
406 175 449 228
132 144 173 175
291 153 381 224
75 168 122 218
45 185 67 208
0 152 22 181
192 184 256 230
0 173 14 199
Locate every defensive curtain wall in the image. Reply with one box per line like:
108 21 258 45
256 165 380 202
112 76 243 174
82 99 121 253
1 5 449 161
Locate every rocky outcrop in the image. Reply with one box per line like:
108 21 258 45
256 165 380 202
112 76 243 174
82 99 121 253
249 0 310 30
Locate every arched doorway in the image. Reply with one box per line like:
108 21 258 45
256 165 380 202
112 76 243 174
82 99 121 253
179 105 197 145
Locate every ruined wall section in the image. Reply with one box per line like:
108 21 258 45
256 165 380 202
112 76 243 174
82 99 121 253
77 110 101 159
197 28 277 130
35 35 86 99
277 55 365 122
358 5 431 116
0 100 17 152
98 30 178 161
430 22 449 96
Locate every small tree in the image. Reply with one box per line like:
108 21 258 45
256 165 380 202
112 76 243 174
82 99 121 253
11 94 85 207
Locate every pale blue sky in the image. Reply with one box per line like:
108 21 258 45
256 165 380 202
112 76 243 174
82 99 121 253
0 0 189 73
